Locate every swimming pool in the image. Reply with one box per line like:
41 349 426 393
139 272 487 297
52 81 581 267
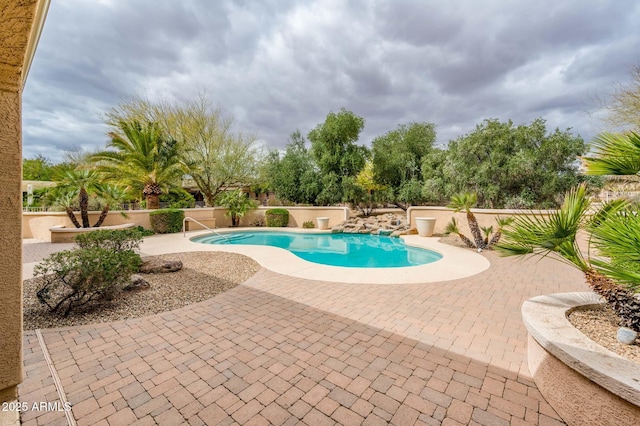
192 231 443 268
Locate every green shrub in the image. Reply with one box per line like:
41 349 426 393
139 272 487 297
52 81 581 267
149 208 185 233
134 225 155 236
302 220 315 228
34 247 142 316
265 208 289 227
75 228 143 251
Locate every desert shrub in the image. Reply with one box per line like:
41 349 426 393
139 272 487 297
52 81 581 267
75 228 143 251
160 188 196 208
34 246 142 316
265 208 289 227
134 225 155 236
149 208 185 233
302 220 315 228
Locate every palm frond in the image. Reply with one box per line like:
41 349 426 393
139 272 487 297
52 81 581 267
495 184 590 271
583 132 640 176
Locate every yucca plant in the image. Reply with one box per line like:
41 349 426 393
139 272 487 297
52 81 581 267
496 184 640 331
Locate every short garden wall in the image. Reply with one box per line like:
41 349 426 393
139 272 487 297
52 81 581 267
406 206 556 236
23 207 351 240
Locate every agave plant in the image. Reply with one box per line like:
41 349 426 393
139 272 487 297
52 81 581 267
496 184 640 331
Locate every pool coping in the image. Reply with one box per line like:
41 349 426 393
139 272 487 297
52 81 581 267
137 228 491 284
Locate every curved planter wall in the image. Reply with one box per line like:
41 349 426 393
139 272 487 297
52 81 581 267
50 223 135 243
522 293 640 425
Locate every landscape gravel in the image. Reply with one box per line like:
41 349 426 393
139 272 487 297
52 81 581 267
23 251 260 330
568 305 639 363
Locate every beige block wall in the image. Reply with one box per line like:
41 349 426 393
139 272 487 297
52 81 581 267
407 206 555 236
23 207 351 240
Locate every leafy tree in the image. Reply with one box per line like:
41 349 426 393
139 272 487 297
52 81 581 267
105 94 260 206
442 118 586 208
92 120 185 209
216 189 257 226
308 109 368 204
372 122 436 209
23 155 54 181
264 131 321 204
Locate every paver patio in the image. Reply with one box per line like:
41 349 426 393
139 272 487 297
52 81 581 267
18 239 587 425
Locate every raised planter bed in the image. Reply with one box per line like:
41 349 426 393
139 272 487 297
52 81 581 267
49 223 135 243
522 292 640 425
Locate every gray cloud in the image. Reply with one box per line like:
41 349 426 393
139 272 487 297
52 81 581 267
22 0 640 162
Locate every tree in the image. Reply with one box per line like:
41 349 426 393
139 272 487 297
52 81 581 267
264 131 320 205
216 189 257 226
106 94 260 206
582 131 640 176
50 168 127 228
496 184 640 331
308 109 368 205
23 155 54 181
601 64 640 130
372 122 436 209
92 120 185 209
442 118 586 208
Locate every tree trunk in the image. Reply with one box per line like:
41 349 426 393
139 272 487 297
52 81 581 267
585 269 640 332
65 208 82 228
466 211 485 249
457 233 475 248
488 230 502 247
146 194 160 210
93 206 110 227
79 187 90 228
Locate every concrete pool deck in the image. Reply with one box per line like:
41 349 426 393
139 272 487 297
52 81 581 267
17 233 589 425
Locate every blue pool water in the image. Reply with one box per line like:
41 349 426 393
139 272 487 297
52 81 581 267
192 231 442 268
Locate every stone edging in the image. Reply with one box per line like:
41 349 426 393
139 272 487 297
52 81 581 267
521 292 640 407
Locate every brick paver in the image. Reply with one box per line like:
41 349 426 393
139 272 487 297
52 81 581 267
18 243 585 425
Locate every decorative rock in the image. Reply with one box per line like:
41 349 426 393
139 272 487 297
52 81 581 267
125 274 150 291
617 327 638 344
331 214 411 236
139 257 183 273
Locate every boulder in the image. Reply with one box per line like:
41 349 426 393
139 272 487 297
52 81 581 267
125 274 150 291
139 257 183 273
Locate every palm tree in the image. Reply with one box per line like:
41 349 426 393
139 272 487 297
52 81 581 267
53 168 98 228
444 218 475 248
92 120 185 209
448 192 485 249
92 184 128 227
216 190 257 226
496 184 640 331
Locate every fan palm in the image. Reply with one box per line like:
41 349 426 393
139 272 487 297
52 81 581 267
92 120 185 209
444 217 475 248
582 131 640 176
448 192 485 249
496 184 640 331
53 168 98 228
92 184 129 227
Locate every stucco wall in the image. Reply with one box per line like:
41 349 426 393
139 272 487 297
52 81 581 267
24 207 351 240
0 0 46 402
528 335 640 425
407 206 555 236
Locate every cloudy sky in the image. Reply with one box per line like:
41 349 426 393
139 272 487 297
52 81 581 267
23 0 640 162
